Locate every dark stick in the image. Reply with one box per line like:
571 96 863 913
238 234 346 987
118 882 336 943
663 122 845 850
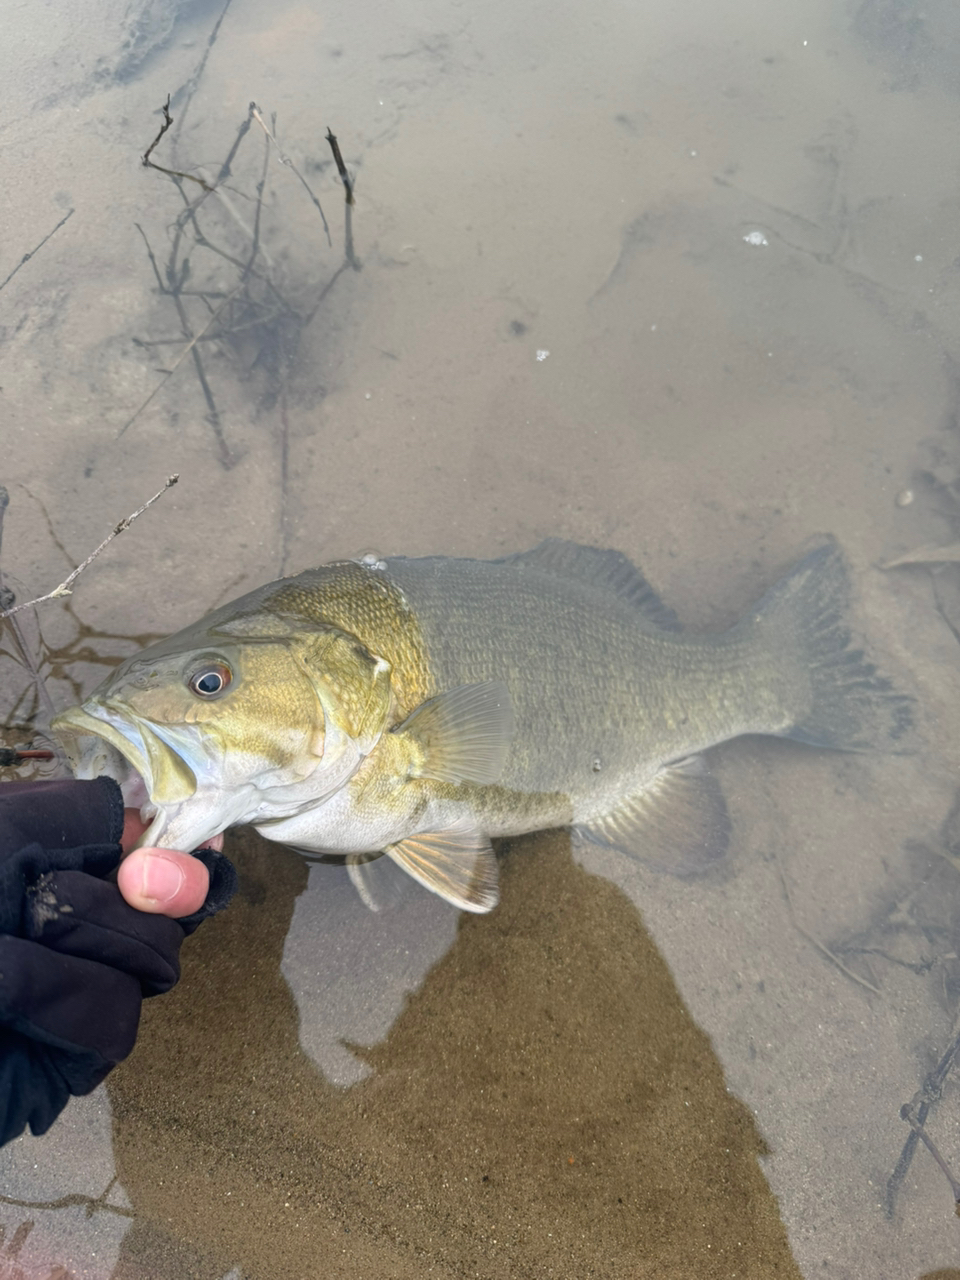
143 97 217 193
887 1027 960 1215
900 1103 960 1211
0 209 75 295
142 95 174 166
325 129 354 205
0 748 55 767
325 128 358 269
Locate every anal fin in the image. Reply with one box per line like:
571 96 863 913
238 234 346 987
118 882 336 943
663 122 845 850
385 825 499 912
578 755 730 876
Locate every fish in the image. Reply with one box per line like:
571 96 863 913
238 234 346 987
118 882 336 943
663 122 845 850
52 538 912 913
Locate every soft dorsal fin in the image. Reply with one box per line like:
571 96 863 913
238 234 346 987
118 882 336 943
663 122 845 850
501 539 681 631
394 681 514 785
577 754 730 876
385 826 499 912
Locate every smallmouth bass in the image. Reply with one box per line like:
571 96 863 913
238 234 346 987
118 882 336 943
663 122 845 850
52 539 912 911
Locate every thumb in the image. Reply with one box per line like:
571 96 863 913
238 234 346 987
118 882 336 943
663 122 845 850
117 848 211 918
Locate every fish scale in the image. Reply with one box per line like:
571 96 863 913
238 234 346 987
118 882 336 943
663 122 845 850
53 539 912 913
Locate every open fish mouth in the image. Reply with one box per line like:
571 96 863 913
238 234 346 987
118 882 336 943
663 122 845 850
52 703 198 839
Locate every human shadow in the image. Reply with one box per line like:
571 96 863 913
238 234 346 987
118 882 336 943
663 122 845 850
108 827 802 1280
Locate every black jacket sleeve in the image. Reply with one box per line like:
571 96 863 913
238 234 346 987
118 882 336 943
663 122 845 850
0 777 236 1146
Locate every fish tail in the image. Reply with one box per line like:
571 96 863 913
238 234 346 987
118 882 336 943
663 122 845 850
751 540 913 751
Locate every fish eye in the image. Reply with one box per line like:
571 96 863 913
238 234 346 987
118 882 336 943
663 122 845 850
187 662 232 698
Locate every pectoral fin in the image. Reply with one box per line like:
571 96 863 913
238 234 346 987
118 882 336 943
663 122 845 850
578 755 730 875
385 826 500 912
395 681 514 785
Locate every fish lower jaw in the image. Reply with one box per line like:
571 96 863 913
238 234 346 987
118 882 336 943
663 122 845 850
119 769 151 813
115 767 162 828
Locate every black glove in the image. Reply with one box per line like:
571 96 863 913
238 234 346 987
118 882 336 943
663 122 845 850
0 776 236 1145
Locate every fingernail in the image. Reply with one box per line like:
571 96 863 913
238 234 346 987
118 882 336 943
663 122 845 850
142 854 185 904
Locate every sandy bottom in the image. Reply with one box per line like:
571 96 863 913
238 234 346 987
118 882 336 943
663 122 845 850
4 0 960 1276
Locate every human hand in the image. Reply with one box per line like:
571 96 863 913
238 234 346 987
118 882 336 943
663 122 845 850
0 779 238 1145
118 809 221 917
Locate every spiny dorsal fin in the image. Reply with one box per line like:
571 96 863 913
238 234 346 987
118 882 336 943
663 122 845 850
395 681 514 785
501 539 681 631
578 754 730 876
386 826 499 912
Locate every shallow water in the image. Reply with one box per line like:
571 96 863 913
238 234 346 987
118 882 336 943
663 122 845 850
3 0 960 1275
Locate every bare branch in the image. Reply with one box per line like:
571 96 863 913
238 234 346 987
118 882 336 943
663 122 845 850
325 128 354 205
250 104 332 245
0 477 180 619
0 487 60 729
115 283 245 441
773 850 881 995
0 208 75 295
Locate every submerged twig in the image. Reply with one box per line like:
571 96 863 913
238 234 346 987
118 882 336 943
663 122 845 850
0 208 75 295
887 1027 960 1216
773 851 881 995
325 128 359 270
0 1174 134 1220
0 477 179 619
325 128 354 205
142 95 175 167
116 263 244 444
124 103 282 458
901 1104 960 1210
0 487 60 731
250 103 332 245
132 95 355 542
880 544 960 569
142 95 215 193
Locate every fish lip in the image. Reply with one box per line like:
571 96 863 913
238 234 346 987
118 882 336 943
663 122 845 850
52 702 198 827
54 703 150 780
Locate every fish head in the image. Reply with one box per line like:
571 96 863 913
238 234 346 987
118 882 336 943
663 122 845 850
52 608 393 852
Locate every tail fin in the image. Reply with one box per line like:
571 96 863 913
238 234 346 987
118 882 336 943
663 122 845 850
750 541 913 751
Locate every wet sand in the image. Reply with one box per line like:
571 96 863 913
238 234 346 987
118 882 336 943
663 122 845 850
3 0 960 1275
108 830 801 1279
